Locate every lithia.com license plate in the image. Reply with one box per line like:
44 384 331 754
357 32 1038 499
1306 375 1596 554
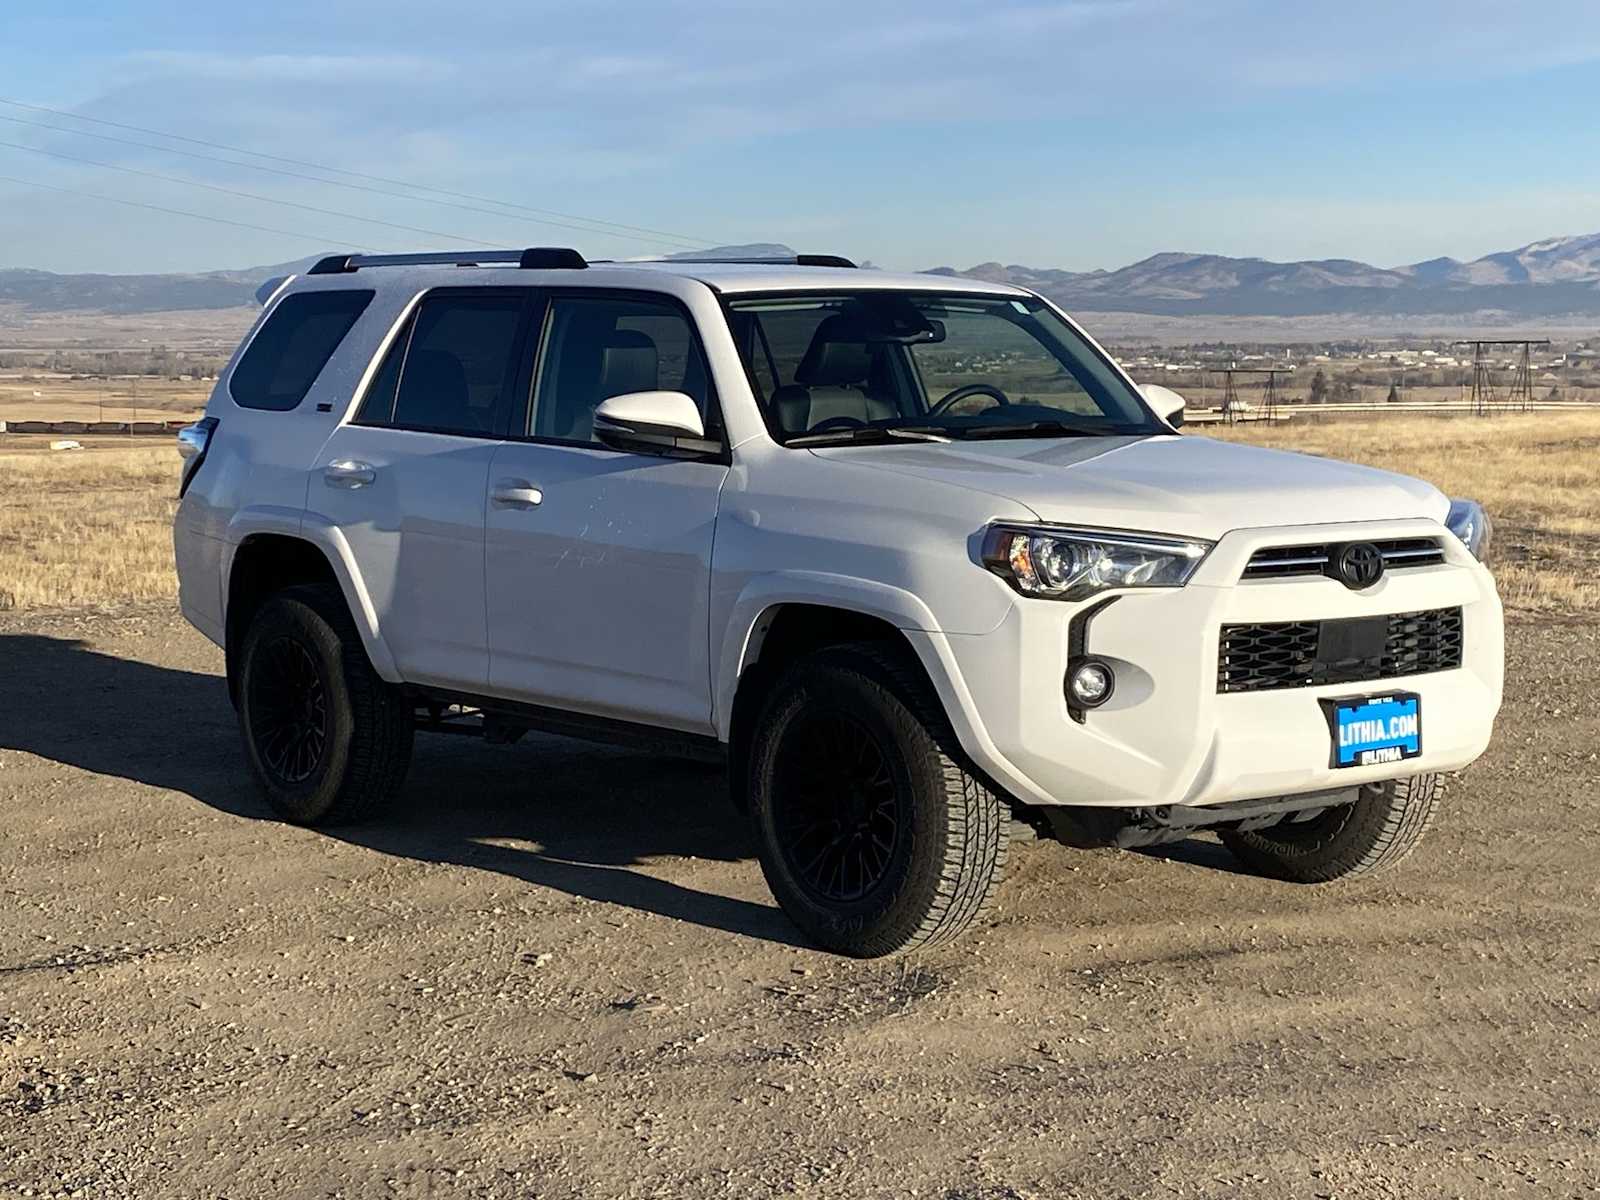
1323 692 1422 768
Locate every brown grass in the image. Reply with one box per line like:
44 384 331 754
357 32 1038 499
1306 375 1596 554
1213 410 1600 614
1 411 1596 615
0 442 179 611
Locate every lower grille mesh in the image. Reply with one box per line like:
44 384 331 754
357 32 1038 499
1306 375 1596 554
1218 607 1464 693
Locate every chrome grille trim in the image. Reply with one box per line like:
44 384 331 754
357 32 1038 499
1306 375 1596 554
1242 536 1446 580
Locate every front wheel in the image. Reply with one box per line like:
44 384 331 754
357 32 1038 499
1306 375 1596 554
1219 774 1440 883
747 644 1009 957
236 585 413 825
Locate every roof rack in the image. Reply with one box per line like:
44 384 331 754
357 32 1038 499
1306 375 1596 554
308 247 588 274
649 253 857 269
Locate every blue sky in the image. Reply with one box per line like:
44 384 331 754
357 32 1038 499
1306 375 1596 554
4 0 1600 275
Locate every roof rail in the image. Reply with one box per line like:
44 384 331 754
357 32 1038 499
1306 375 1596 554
642 253 857 269
307 247 588 274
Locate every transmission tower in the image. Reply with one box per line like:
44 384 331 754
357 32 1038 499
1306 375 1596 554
1455 339 1550 417
1217 366 1289 423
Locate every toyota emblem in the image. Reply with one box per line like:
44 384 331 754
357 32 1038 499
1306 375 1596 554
1333 542 1385 590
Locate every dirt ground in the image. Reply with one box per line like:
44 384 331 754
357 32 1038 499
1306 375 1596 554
1 606 1596 1199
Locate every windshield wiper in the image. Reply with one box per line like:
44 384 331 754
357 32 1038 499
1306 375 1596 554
787 424 952 447
947 420 1105 440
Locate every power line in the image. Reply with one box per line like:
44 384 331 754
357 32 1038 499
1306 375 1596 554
0 138 501 248
0 96 715 249
0 172 389 252
0 111 703 252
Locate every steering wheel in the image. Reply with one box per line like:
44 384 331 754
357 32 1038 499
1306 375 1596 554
928 383 1012 416
806 415 868 433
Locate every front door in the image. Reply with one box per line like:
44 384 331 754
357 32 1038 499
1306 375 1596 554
484 292 728 732
310 288 537 690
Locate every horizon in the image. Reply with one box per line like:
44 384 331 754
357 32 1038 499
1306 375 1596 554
5 1 1600 276
7 228 1600 283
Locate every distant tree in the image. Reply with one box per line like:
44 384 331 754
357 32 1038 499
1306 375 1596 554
1308 368 1329 405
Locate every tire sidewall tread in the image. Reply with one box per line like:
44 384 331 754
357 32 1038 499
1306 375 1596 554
747 642 1009 957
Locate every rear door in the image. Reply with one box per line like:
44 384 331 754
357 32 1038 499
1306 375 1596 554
310 288 538 691
484 291 729 732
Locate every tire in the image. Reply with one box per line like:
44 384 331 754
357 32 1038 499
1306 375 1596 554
746 643 1009 957
1218 773 1440 883
236 584 413 825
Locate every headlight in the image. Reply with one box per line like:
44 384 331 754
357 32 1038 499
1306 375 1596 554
982 524 1211 600
1445 498 1492 562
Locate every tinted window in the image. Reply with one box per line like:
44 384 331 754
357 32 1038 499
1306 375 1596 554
356 292 529 436
354 314 411 426
530 296 716 444
231 289 373 411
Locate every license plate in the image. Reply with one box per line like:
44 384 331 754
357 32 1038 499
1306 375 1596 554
1324 692 1422 768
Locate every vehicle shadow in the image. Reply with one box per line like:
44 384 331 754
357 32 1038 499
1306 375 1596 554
0 632 806 949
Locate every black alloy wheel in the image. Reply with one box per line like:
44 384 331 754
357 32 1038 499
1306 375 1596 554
246 635 330 785
770 710 905 904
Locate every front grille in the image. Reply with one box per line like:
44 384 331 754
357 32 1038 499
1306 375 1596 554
1242 537 1446 580
1218 606 1463 693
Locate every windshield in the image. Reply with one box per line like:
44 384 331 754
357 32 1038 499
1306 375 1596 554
726 291 1160 445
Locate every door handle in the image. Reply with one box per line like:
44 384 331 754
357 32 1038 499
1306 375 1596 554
324 459 376 488
490 478 543 509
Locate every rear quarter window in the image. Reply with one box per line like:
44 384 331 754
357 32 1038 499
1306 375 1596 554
230 289 374 411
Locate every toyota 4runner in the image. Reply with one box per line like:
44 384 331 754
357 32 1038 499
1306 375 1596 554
173 247 1504 957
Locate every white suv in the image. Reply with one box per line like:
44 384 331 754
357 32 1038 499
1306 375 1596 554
173 247 1503 957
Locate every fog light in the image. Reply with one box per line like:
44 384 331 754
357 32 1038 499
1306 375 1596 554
1066 658 1115 708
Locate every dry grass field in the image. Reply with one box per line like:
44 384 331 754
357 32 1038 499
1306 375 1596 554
1 410 1596 614
0 440 180 611
0 375 210 424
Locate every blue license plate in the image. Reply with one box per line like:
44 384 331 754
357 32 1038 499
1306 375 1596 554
1325 693 1422 768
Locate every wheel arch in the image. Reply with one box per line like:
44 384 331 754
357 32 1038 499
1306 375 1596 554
223 512 400 705
717 572 991 808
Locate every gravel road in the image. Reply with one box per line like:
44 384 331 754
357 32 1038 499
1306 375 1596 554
2 607 1596 1199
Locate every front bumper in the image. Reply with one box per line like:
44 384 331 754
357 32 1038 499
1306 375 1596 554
922 518 1504 810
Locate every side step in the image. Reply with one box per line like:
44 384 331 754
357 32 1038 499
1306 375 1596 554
408 694 725 763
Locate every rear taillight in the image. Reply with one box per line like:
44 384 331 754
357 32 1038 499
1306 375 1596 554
176 417 218 498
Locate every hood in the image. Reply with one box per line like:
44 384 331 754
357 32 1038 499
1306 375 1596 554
809 434 1449 541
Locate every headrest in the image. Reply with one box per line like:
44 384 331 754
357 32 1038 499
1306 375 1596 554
795 315 872 387
599 329 659 397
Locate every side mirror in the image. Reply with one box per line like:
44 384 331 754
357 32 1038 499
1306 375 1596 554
592 391 720 458
1139 383 1186 429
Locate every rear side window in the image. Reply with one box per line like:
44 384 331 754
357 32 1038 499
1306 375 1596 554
230 290 373 411
356 292 530 436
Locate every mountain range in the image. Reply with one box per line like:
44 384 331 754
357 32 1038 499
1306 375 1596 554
926 233 1600 318
7 235 1600 319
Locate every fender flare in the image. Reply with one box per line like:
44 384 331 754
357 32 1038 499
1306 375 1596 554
221 506 402 682
713 571 1056 807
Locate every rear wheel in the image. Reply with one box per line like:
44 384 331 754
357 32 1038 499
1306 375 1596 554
236 585 413 825
1219 774 1440 882
747 644 1008 957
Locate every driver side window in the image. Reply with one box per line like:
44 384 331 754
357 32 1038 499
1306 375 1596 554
528 295 718 445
